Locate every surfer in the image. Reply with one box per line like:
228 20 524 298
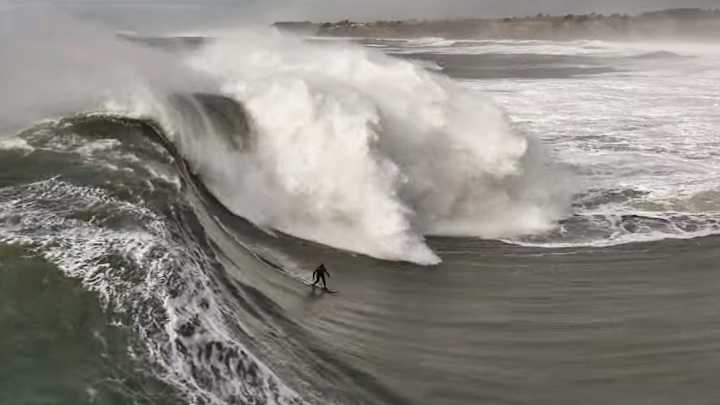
311 264 331 290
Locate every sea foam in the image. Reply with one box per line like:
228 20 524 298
153 31 567 264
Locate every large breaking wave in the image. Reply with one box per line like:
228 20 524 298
105 31 567 265
1 9 567 265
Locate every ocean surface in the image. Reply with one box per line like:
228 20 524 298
2 29 720 405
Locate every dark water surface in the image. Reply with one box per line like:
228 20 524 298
218 221 720 405
0 246 177 405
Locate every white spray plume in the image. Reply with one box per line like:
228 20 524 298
0 9 568 264
163 30 568 264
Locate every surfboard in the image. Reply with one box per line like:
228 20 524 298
305 282 338 293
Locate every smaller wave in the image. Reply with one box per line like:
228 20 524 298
507 210 720 248
405 37 458 47
629 50 687 60
501 181 720 248
451 40 494 48
116 32 210 53
0 135 34 153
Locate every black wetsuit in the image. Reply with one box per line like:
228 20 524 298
312 264 330 289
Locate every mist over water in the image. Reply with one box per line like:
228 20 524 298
0 9 209 133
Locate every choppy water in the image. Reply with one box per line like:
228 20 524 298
384 38 720 248
2 31 720 405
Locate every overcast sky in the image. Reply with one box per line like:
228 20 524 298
4 0 720 31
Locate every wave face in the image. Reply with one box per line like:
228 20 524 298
107 32 566 265
0 117 305 405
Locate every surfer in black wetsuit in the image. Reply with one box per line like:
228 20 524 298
311 264 331 290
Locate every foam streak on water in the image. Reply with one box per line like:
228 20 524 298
0 175 304 405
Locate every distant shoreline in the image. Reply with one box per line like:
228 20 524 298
274 8 720 40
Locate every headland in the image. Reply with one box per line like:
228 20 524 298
274 8 720 40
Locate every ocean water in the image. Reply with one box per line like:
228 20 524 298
2 24 720 405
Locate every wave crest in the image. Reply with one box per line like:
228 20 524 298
110 31 569 264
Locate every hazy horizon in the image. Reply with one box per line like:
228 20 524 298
2 0 719 32
274 0 720 21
